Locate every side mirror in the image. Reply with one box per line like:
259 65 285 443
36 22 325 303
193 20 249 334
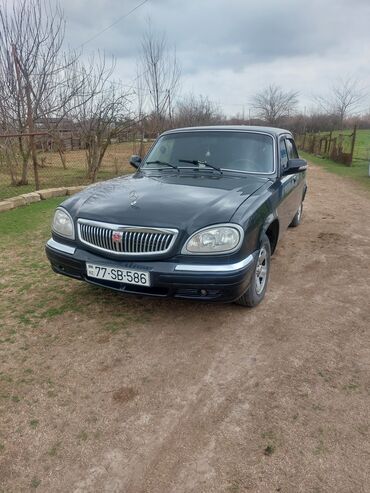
129 155 142 169
284 158 307 174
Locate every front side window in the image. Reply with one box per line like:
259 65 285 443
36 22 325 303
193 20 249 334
285 138 299 159
143 131 274 174
280 138 288 170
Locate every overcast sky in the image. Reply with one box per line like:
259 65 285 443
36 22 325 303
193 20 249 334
57 0 370 115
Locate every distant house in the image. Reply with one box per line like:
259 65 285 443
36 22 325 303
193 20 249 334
34 118 83 152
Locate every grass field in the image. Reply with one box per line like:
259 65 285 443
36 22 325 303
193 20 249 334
332 128 370 165
0 197 144 330
0 142 149 201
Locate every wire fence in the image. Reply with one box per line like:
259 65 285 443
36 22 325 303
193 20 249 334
1 126 368 201
0 133 151 200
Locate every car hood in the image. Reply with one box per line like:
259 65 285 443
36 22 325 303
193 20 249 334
62 171 270 233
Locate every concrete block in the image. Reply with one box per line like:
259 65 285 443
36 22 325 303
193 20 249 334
66 185 86 196
7 196 26 207
20 192 41 204
0 201 15 212
38 188 67 200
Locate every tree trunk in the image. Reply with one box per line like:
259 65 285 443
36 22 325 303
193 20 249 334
29 133 40 190
86 138 109 182
58 149 67 169
20 155 29 185
18 136 29 185
86 140 100 182
2 144 18 186
52 134 67 169
139 131 145 158
9 164 18 186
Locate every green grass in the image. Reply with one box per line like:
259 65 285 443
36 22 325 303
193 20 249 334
77 430 88 442
29 419 39 429
0 199 153 340
300 151 370 191
48 441 61 457
263 443 275 456
30 478 41 488
313 427 327 456
0 197 62 243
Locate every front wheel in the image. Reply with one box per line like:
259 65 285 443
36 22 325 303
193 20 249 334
235 233 271 307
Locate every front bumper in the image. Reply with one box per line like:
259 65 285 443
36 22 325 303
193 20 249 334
45 239 257 303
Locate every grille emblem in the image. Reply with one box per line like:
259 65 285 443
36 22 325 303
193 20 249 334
112 231 123 242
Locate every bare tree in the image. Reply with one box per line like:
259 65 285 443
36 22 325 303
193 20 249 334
313 77 367 129
135 64 147 157
72 57 132 182
175 94 223 127
41 58 103 170
0 0 88 188
140 23 180 134
251 84 299 125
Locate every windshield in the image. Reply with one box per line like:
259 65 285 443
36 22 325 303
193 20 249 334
142 131 274 174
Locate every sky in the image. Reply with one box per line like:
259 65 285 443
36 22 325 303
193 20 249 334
48 0 370 115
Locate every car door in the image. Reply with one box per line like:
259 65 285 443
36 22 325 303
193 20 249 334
276 135 302 230
284 136 305 217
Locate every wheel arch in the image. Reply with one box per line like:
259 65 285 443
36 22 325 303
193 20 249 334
262 217 280 255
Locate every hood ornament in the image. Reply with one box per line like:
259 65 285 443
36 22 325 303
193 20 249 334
129 190 138 207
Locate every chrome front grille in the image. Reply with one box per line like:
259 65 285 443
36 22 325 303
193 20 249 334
77 219 178 256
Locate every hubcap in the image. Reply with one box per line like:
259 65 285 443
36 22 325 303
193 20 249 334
255 246 268 295
297 204 302 221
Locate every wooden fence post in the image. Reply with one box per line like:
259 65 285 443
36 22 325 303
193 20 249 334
349 125 357 167
311 134 316 154
327 131 332 158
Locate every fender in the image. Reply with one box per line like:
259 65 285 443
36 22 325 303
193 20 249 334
260 212 280 254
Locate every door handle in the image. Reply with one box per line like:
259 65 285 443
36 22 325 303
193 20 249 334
292 176 297 184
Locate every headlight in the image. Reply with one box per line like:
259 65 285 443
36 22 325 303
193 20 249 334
52 208 75 239
182 224 243 254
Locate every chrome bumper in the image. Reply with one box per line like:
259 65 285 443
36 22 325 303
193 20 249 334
47 238 254 274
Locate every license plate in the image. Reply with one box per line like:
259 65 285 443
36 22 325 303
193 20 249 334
86 263 150 286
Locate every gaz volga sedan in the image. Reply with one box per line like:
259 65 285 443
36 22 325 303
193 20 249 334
45 126 307 307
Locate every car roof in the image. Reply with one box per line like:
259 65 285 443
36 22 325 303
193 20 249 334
162 125 292 137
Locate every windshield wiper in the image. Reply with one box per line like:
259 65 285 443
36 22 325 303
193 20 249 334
146 160 178 170
178 159 223 174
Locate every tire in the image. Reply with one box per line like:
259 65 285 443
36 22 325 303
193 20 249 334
289 202 303 228
235 233 271 307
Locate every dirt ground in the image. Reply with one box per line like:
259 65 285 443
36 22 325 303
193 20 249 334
0 164 369 492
